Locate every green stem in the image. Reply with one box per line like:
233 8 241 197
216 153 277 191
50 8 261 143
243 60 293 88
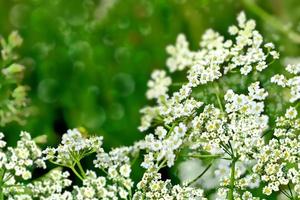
188 154 222 159
288 183 294 200
286 183 298 200
70 166 84 181
214 83 224 112
158 159 167 169
0 169 5 200
0 189 2 200
171 82 188 87
295 102 300 109
76 160 86 179
188 155 231 160
228 159 236 200
187 162 213 186
242 0 300 44
280 188 293 200
128 189 133 200
219 142 233 157
165 123 177 140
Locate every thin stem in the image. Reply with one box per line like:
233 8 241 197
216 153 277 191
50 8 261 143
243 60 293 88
0 168 5 181
130 153 139 166
167 123 176 136
76 160 86 179
184 153 231 161
187 162 213 186
295 101 300 109
228 159 236 200
261 129 272 138
128 188 133 200
280 188 293 199
214 83 224 112
49 160 68 168
158 159 167 169
189 154 222 159
171 82 188 87
228 141 235 157
219 142 233 157
0 187 2 200
0 169 4 200
165 124 171 129
49 160 85 181
288 183 295 200
3 174 13 183
242 0 300 44
70 166 84 181
221 146 232 157
100 168 108 175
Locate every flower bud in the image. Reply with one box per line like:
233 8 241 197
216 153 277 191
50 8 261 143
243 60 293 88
8 31 23 48
2 63 25 80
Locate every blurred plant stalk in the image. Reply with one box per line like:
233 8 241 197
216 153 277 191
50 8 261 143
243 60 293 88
242 0 300 44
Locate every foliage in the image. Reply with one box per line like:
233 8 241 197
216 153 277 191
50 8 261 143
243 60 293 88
0 31 30 126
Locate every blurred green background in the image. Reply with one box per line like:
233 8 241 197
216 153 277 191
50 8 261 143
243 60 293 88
0 0 300 151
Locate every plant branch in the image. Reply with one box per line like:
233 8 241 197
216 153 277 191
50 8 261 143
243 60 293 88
0 169 4 200
70 166 84 181
214 83 224 112
228 158 236 200
76 160 86 179
187 162 213 186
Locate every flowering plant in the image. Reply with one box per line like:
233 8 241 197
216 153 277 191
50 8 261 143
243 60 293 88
0 31 30 126
0 12 299 200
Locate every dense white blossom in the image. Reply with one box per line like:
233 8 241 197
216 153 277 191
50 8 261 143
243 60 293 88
138 11 298 200
43 129 103 167
146 70 172 100
140 11 278 132
133 168 206 200
253 107 300 197
271 63 300 102
2 132 45 181
140 122 188 168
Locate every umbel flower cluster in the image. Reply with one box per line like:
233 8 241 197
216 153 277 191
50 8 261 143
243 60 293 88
0 12 299 200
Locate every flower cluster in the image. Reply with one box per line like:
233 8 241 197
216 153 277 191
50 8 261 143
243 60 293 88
133 167 206 200
0 132 46 199
166 11 278 77
140 11 277 133
1 11 300 200
146 70 172 100
1 132 45 181
271 63 300 102
0 31 30 126
4 168 72 200
93 146 138 199
188 82 268 160
139 12 298 200
1 129 136 200
140 123 187 168
42 129 139 199
253 107 300 197
43 129 103 167
71 170 132 200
